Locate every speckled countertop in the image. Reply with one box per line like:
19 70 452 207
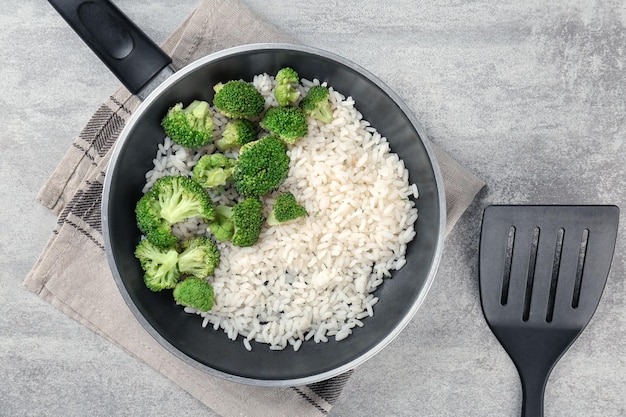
3 1 625 416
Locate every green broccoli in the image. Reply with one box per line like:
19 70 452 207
274 67 300 106
208 199 264 247
259 106 308 144
213 80 265 119
161 100 214 148
231 197 265 247
151 175 215 223
274 84 301 107
135 175 215 247
135 191 178 248
173 277 214 312
300 85 333 124
208 205 235 242
275 67 299 85
267 192 308 226
233 135 290 197
192 153 236 189
177 236 220 278
209 197 265 247
134 238 180 291
215 119 258 152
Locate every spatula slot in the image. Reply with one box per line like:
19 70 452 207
572 228 589 309
500 226 516 306
522 227 541 322
546 228 565 323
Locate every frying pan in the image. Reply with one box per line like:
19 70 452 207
48 0 446 386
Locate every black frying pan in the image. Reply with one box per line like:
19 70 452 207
48 0 446 386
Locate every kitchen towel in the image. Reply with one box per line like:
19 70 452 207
25 0 485 416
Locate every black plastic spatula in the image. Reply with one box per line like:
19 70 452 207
479 205 619 417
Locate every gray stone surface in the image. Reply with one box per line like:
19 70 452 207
2 0 625 416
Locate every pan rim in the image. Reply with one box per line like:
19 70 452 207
101 42 447 386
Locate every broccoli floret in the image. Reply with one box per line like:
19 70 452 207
135 191 178 247
274 84 301 106
275 67 299 85
192 153 236 189
161 100 214 148
173 277 214 312
267 192 308 226
151 175 215 224
213 80 265 119
208 205 235 242
208 200 263 246
177 236 220 278
259 106 308 144
231 197 265 247
136 175 215 247
134 239 180 291
215 119 257 152
274 67 301 106
233 135 290 197
300 85 333 124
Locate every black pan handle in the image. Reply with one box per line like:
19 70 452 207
48 0 172 95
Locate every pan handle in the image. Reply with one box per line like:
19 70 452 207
48 0 172 95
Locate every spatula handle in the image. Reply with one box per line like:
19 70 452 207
520 371 548 417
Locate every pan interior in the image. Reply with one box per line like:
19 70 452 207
104 45 444 385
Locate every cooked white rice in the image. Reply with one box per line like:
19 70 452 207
143 74 419 351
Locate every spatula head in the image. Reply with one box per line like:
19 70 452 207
478 205 619 417
479 205 618 333
479 206 619 417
